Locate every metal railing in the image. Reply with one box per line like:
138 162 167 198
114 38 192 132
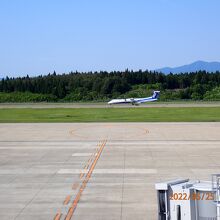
212 174 220 220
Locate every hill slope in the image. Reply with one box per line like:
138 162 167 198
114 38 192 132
156 61 220 74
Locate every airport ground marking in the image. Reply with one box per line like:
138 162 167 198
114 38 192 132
54 210 62 220
79 173 84 179
63 195 71 205
79 154 94 179
69 130 75 135
69 125 149 141
54 140 107 220
87 157 93 164
144 128 149 134
64 139 107 220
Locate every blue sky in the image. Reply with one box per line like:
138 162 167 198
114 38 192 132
0 0 220 77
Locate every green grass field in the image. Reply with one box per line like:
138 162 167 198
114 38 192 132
0 107 220 122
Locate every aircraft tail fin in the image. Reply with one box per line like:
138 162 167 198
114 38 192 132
152 91 160 99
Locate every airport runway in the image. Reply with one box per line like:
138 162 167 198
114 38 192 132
1 102 220 108
0 123 220 220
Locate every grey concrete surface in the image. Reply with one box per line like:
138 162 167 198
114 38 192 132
0 123 220 219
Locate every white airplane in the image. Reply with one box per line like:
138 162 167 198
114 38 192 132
108 91 160 105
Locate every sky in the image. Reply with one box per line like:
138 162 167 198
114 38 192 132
0 0 220 77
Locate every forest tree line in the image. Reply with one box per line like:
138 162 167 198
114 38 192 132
0 70 220 102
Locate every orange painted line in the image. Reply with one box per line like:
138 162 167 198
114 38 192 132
65 207 75 220
86 142 105 180
88 156 94 164
80 163 90 178
64 139 107 220
63 195 71 205
69 129 76 135
85 163 90 169
79 173 84 179
86 159 92 167
87 143 106 180
79 164 88 179
54 210 62 220
144 128 149 134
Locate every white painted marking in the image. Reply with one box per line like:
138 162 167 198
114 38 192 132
0 146 98 150
0 169 56 174
57 169 157 174
93 169 157 174
72 153 92 157
58 169 88 174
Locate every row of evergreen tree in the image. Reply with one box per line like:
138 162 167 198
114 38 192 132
0 70 220 101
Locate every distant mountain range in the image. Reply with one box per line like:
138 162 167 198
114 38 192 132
156 61 220 74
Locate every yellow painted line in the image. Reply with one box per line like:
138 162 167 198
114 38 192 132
64 139 107 220
54 210 62 220
63 195 71 205
79 162 90 179
87 157 92 164
144 128 149 134
69 129 75 135
79 172 84 179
